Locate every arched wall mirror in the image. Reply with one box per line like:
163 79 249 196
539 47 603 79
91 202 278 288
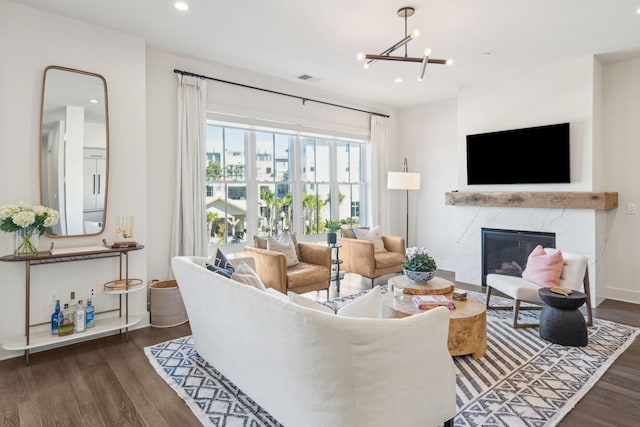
39 66 109 237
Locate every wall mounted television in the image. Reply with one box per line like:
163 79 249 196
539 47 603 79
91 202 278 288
466 122 570 185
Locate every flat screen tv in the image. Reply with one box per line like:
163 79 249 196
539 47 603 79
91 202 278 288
466 122 570 185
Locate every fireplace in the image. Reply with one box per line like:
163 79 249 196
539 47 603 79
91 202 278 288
481 228 555 285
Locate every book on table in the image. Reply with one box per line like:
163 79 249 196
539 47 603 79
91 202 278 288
412 294 454 310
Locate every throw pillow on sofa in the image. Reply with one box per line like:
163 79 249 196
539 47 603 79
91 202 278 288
206 248 235 277
337 286 382 318
254 232 302 260
353 225 387 253
522 245 564 287
231 261 267 290
267 232 300 267
288 292 335 314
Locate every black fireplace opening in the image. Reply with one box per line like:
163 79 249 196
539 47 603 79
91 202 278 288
481 228 556 285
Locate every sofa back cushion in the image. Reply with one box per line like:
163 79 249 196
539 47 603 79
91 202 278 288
288 292 335 314
352 225 387 253
267 232 300 267
336 286 382 318
254 232 302 260
231 261 267 290
205 248 236 277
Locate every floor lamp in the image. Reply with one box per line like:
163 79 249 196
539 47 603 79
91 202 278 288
387 158 421 246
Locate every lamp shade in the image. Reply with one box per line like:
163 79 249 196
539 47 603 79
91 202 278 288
387 172 421 190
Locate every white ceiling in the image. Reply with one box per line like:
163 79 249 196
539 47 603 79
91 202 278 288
9 0 640 108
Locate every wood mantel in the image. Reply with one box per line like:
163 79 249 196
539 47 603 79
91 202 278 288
445 191 618 210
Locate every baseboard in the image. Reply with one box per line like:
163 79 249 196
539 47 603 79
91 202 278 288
605 287 640 305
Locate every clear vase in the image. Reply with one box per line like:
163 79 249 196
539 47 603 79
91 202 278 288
14 228 39 256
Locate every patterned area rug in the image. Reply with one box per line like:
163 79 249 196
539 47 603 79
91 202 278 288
145 286 639 427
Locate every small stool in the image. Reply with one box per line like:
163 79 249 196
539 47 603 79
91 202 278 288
538 287 588 346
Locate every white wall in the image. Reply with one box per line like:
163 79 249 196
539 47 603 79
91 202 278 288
0 1 147 360
601 56 640 303
395 99 458 266
397 55 640 305
145 49 392 281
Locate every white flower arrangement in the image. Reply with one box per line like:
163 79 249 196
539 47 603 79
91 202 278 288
0 201 59 235
403 246 437 272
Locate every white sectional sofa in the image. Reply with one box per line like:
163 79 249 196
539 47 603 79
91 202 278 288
171 256 456 427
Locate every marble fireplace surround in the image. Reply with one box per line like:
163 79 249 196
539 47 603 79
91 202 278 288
447 191 618 306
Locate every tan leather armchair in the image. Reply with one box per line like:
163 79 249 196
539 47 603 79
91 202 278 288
244 236 332 299
338 229 405 286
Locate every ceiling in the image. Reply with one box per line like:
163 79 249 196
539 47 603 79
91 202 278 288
9 0 640 108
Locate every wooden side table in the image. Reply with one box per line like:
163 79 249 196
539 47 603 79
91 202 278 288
382 291 487 359
388 274 454 295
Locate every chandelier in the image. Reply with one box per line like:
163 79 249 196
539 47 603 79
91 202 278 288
357 6 453 81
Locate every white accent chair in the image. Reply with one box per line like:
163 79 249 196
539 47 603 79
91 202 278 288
486 248 593 328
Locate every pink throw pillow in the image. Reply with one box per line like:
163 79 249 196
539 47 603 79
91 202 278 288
522 245 564 287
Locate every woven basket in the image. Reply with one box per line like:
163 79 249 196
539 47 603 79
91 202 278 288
149 279 188 328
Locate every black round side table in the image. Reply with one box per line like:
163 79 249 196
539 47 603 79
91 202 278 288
538 287 588 346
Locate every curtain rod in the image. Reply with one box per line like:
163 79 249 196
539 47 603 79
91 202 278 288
173 69 390 118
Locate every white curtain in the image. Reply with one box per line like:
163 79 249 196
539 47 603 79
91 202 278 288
368 115 390 231
170 75 208 262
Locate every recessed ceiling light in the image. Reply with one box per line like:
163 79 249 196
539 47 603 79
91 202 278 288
637 6 640 14
89 99 99 104
174 2 189 11
394 78 403 83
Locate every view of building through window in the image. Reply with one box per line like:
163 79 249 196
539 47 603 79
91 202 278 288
205 122 365 246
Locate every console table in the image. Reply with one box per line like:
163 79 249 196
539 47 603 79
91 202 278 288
0 245 144 365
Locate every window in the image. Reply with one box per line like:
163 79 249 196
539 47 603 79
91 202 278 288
205 121 366 246
337 142 362 229
205 127 247 245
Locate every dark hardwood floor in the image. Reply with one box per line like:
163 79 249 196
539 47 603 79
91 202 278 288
0 271 638 426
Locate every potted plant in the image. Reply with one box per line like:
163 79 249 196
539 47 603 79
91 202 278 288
403 247 437 282
324 219 342 244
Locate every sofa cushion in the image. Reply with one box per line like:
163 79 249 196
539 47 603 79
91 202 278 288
267 233 299 267
231 261 266 290
375 251 405 269
285 262 330 290
522 245 564 288
337 286 382 318
288 292 335 314
206 248 235 277
255 232 302 260
206 263 234 278
353 225 387 253
212 248 235 270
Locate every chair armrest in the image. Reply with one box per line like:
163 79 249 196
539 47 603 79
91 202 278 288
382 235 406 254
338 237 376 277
298 243 332 269
243 246 287 293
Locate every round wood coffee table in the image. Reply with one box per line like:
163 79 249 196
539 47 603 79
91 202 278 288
388 274 455 295
382 291 487 359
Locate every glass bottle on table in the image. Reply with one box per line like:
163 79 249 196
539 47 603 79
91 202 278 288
85 298 95 329
51 299 60 336
58 303 74 336
74 300 86 333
